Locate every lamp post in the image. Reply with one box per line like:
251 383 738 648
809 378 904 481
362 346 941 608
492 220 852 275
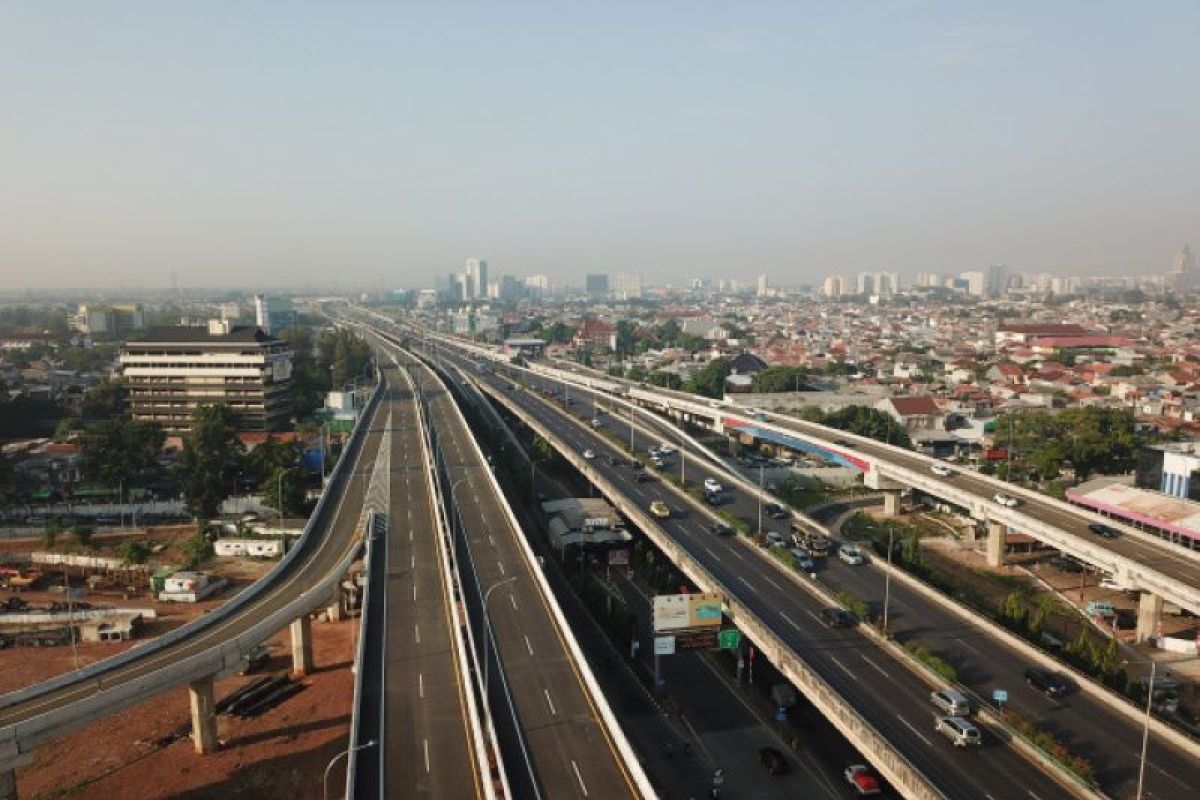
1136 658 1155 800
483 576 518 701
882 524 895 634
757 465 764 538
323 739 377 800
277 470 285 532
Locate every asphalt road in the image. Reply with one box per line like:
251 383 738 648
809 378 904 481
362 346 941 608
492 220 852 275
0 367 387 741
354 362 483 799
401 349 642 800
496 362 1200 800
450 352 1077 800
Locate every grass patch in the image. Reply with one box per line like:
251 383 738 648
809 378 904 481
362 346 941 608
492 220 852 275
904 642 957 682
1002 709 1095 784
770 546 798 571
834 589 870 622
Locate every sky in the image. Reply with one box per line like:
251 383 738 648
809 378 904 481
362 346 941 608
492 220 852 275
1 1 1198 290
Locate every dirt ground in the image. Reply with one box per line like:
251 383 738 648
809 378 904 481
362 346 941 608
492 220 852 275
15 616 356 800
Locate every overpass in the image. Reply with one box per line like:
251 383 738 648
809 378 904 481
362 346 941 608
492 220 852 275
0 359 388 800
401 322 1200 641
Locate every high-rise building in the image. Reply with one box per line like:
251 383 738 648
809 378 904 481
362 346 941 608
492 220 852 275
524 274 550 294
756 274 770 296
959 271 986 297
1169 245 1195 292
465 258 489 300
585 273 610 297
856 271 898 296
613 273 643 299
821 275 847 298
120 322 293 435
254 294 272 334
986 264 1010 298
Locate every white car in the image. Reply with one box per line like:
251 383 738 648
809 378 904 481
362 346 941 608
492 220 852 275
930 463 954 477
591 418 603 428
838 544 866 565
703 477 722 493
583 449 595 460
658 443 675 454
993 492 1019 508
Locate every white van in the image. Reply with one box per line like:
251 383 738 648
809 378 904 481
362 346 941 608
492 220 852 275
930 688 971 716
935 716 981 747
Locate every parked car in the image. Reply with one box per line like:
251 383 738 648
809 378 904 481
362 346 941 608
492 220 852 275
649 500 670 519
993 492 1020 508
838 544 866 565
818 607 857 628
930 688 971 716
650 456 665 469
765 531 785 548
704 491 722 506
844 764 882 796
1024 666 1068 697
583 449 595 460
703 478 722 493
764 502 790 520
935 716 981 747
658 443 675 454
635 472 655 483
758 746 790 776
591 418 603 428
930 463 954 477
1088 522 1120 539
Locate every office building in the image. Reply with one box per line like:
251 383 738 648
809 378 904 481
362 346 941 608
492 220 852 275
756 274 770 297
465 257 489 300
585 273 610 297
821 274 848 298
613 272 643 299
254 294 272 335
120 321 293 435
1169 245 1195 292
960 270 986 297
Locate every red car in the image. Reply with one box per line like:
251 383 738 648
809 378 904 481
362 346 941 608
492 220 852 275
844 764 882 796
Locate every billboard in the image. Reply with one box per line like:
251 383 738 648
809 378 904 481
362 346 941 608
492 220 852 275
653 592 723 633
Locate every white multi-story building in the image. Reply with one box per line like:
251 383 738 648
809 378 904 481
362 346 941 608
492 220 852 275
119 321 293 435
613 272 643 299
960 270 986 297
756 274 770 296
465 258 488 300
821 274 848 298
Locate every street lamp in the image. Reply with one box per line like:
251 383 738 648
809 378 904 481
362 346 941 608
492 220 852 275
323 738 377 800
882 524 895 634
757 465 765 537
483 576 518 701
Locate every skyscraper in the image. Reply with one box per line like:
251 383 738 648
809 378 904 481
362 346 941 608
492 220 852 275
613 273 642 299
1170 245 1195 292
254 293 271 334
585 273 610 297
756 274 770 296
464 258 489 300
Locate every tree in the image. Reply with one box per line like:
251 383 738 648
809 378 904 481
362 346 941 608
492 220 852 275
626 364 648 382
261 466 308 516
646 370 683 390
53 417 80 442
283 327 327 420
181 531 215 569
820 406 912 448
615 320 637 358
175 404 245 520
118 540 151 565
684 358 732 399
545 322 576 344
751 366 810 394
81 420 165 499
244 436 298 485
1108 364 1143 378
80 379 125 420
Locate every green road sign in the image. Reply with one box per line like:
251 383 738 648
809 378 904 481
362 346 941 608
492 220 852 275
719 629 741 650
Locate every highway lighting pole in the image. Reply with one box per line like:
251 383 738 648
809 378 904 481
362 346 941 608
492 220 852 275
483 576 518 702
1136 659 1155 800
757 465 764 538
277 470 285 532
323 739 376 800
882 524 894 635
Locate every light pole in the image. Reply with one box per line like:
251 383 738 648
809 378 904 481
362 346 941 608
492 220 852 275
483 576 518 701
757 465 764 538
882 524 894 634
277 470 285 531
1136 658 1155 800
323 738 377 800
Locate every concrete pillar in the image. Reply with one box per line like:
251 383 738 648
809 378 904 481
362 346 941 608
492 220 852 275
188 676 219 754
327 599 343 622
291 614 314 675
882 490 902 518
1136 591 1164 644
0 768 16 800
986 521 1008 568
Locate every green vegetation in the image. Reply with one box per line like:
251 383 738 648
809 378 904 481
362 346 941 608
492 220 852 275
904 642 957 682
180 531 215 569
804 406 912 449
1002 709 1095 783
992 407 1139 481
769 546 798 571
835 589 870 622
80 419 165 501
117 540 151 565
683 358 732 399
175 404 246 520
261 466 309 516
750 366 811 393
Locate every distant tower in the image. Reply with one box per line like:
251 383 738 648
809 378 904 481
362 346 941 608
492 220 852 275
254 293 271 335
464 258 488 300
1172 245 1196 291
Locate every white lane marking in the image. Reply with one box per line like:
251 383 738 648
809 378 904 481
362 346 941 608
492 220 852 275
414 624 421 644
570 759 589 797
779 611 802 631
805 609 824 625
418 672 424 698
896 714 933 747
497 560 506 575
524 635 534 656
409 527 413 541
412 583 417 602
829 656 856 681
739 576 754 589
1028 793 1045 800
411 554 415 569
861 654 889 678
763 576 783 591
1134 752 1192 789
703 546 720 560
423 738 430 773
544 688 557 715
956 637 981 656
728 548 745 561
489 535 496 546
510 594 519 611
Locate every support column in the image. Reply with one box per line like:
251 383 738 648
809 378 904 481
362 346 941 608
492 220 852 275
0 769 16 800
1136 591 1164 644
327 593 343 622
986 521 1008 568
188 676 218 754
291 614 314 675
882 490 902 518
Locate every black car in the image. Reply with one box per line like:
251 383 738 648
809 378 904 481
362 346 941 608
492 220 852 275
764 502 790 520
709 521 734 536
819 608 857 628
704 491 723 506
1088 522 1120 539
635 472 656 483
758 747 790 776
630 461 644 471
1025 666 1068 697
1049 555 1085 573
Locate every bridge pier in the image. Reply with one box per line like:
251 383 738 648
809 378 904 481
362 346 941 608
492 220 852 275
291 614 314 675
189 676 219 754
1136 591 1164 644
881 490 902 518
985 521 1008 568
0 768 16 800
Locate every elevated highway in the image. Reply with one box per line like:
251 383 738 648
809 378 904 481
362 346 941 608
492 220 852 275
0 358 387 799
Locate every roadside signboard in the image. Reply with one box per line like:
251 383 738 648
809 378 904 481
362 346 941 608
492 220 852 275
654 635 676 656
653 592 723 633
993 689 1008 708
675 630 718 650
719 629 741 650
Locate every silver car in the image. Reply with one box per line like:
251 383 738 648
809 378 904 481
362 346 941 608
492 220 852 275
935 716 981 747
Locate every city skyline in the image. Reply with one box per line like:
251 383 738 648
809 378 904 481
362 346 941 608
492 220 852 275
2 3 1199 290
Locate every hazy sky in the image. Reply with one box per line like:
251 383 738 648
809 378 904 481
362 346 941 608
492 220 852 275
2 2 1198 290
